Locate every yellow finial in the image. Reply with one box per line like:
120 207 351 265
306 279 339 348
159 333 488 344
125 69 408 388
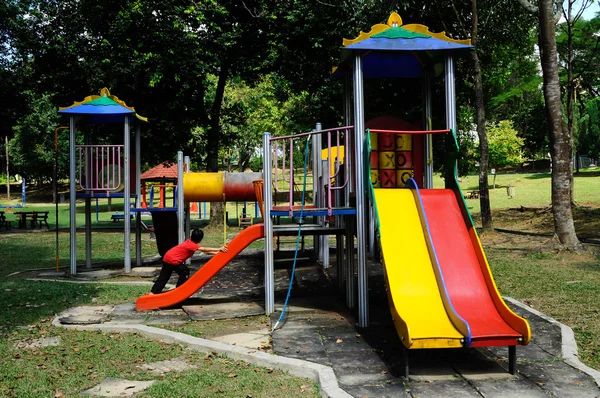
387 12 402 27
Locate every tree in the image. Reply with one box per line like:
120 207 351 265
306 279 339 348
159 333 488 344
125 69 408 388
9 93 61 185
538 0 582 249
490 76 549 163
448 0 538 231
486 120 524 187
467 0 494 230
455 105 479 176
556 0 596 169
578 97 600 159
557 16 600 170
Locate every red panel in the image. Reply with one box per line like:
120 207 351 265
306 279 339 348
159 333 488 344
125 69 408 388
420 190 521 344
412 135 424 188
396 151 413 169
379 134 395 150
379 169 396 188
370 151 379 169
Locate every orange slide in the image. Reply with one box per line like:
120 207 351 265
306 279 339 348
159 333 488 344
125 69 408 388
136 223 264 311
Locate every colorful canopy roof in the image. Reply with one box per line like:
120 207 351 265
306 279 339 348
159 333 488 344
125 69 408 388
58 87 148 124
337 12 474 78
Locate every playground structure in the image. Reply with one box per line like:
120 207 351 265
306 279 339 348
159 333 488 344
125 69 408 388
58 12 530 376
259 12 530 376
57 88 263 273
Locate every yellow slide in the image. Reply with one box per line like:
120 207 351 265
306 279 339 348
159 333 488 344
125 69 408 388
373 188 464 349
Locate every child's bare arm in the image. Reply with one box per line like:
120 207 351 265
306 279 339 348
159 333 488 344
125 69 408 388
199 245 228 255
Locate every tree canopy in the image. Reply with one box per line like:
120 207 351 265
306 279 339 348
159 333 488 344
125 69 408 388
2 1 600 244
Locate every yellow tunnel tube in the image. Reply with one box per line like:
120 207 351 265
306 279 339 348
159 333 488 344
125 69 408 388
184 173 224 202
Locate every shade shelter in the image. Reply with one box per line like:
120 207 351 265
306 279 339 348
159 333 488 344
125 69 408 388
58 87 148 275
335 12 473 327
140 162 178 208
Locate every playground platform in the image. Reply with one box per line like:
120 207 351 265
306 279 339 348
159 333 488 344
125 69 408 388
41 250 600 397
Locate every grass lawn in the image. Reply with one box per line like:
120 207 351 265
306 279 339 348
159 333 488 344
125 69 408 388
2 169 600 395
0 200 317 396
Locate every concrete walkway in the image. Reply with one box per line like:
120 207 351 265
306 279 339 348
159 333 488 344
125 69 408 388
46 250 600 397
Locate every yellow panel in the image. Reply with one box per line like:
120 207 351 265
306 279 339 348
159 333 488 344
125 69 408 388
370 133 378 151
373 189 463 348
396 134 412 151
184 173 224 202
379 151 395 169
370 170 380 187
321 146 345 178
396 170 413 187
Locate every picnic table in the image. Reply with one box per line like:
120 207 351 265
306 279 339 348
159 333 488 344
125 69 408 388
14 211 35 229
14 211 50 229
464 190 480 199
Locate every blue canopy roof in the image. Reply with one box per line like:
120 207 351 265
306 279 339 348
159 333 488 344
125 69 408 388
335 13 474 78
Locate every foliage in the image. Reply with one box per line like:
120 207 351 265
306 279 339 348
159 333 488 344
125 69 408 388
9 93 78 185
489 76 549 160
219 75 314 172
578 97 600 159
557 15 600 98
486 120 524 170
455 105 479 176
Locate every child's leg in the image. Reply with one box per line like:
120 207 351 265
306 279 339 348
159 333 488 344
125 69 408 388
151 261 174 293
173 263 190 287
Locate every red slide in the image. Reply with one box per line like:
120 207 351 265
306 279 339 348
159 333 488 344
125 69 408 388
420 190 525 347
136 223 264 311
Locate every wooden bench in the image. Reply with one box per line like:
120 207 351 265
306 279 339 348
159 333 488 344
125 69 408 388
111 213 134 222
0 212 11 230
464 190 480 199
239 217 253 229
31 211 49 229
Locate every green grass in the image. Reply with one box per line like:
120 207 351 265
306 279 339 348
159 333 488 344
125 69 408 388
0 205 316 396
485 243 600 370
436 168 600 215
1 326 317 397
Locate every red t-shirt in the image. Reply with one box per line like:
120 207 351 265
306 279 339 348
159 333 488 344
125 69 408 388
163 239 200 265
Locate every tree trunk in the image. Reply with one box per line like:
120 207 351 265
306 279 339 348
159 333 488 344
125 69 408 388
539 0 582 249
5 136 10 201
207 56 231 228
565 1 576 206
471 0 493 230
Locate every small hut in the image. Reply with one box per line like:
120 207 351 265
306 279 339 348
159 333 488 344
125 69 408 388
140 162 178 208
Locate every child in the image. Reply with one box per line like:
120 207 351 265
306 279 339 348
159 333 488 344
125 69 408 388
150 228 228 294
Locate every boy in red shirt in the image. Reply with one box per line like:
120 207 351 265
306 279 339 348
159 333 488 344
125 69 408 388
150 228 228 294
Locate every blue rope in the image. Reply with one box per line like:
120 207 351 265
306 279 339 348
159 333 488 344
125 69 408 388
272 136 311 332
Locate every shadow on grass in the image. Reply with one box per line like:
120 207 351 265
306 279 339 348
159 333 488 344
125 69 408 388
573 171 600 177
0 280 97 333
1 230 154 334
522 173 552 180
573 207 600 237
573 261 600 273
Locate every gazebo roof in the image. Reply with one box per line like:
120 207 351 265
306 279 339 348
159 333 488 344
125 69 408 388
336 12 474 78
140 162 178 181
58 87 148 124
